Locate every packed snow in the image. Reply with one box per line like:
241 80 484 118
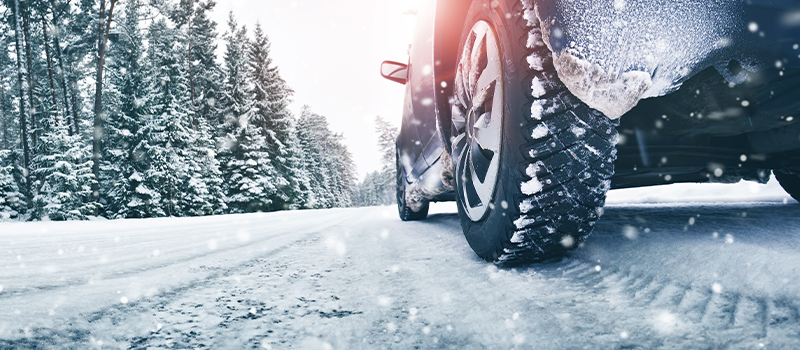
523 0 748 119
530 124 549 139
1 179 799 348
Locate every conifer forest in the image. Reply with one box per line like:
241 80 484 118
0 0 393 221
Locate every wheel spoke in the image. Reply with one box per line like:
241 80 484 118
473 110 501 153
469 28 488 99
452 133 468 158
469 136 494 183
476 55 500 96
460 32 476 102
452 104 466 131
455 62 470 109
463 153 483 209
471 80 495 117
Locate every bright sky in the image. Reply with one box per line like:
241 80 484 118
209 0 419 180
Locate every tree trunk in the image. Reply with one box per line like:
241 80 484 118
1 87 8 150
21 4 37 148
69 62 80 135
92 0 119 200
42 14 60 127
12 0 32 195
49 0 75 135
188 38 198 131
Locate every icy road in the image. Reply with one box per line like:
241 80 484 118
1 180 800 349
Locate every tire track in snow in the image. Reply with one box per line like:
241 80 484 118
540 202 800 347
2 203 800 348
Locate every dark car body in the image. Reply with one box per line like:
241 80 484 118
392 0 800 206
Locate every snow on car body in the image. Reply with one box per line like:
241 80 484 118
381 0 800 264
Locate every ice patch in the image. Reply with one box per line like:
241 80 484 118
531 124 549 139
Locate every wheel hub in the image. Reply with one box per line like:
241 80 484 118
452 20 504 222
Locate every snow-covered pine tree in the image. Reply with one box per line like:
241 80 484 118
147 18 223 217
296 106 357 208
182 116 226 215
189 0 223 128
0 150 26 219
329 134 357 207
296 106 331 208
160 0 226 216
103 0 165 219
286 125 312 208
356 170 383 206
375 115 398 205
146 19 191 217
217 14 277 213
247 23 307 210
30 119 99 221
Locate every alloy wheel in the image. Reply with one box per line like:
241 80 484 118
452 20 504 222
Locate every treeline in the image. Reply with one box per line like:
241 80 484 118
355 116 397 207
0 0 357 220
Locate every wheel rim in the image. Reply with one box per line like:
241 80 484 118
452 20 504 222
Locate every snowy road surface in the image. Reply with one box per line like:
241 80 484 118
1 179 800 349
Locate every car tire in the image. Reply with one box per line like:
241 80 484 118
397 153 429 221
774 170 800 202
451 0 618 264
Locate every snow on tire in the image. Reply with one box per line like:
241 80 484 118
397 152 429 221
452 0 618 264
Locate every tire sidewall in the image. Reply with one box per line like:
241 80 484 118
455 0 530 259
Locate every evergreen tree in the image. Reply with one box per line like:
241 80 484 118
356 171 384 206
189 0 223 128
247 23 306 209
182 117 226 215
146 18 194 217
374 115 398 205
0 150 25 219
0 2 360 220
103 0 163 218
217 13 277 213
297 106 357 208
30 120 99 220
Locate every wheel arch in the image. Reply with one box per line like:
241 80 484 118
432 0 471 153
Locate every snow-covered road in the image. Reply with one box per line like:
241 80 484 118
1 180 799 349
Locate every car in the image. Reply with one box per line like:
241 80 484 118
381 0 800 265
